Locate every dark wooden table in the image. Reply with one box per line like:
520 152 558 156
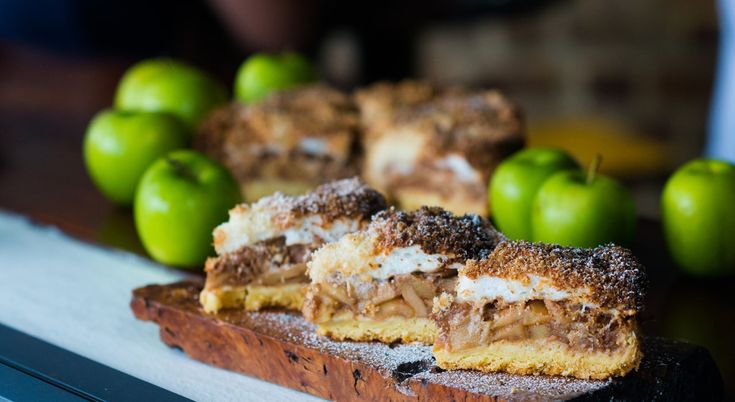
0 43 733 398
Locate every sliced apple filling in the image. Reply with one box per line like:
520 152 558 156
436 298 630 353
200 239 311 313
303 206 504 344
433 241 646 379
304 274 455 324
304 273 457 344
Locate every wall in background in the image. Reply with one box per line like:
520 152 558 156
416 0 718 170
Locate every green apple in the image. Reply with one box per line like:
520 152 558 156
115 59 227 131
83 109 188 205
532 157 636 247
661 158 735 276
134 150 241 267
235 52 316 103
489 148 579 240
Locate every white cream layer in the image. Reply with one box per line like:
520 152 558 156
370 245 450 279
456 274 573 303
307 228 463 284
281 216 360 246
215 206 360 255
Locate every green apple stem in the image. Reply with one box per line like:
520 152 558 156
586 154 603 185
166 157 197 182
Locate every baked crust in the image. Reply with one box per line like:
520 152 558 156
195 102 240 161
433 335 641 380
200 283 305 312
316 316 437 344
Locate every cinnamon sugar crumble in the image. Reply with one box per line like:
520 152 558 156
258 177 387 225
195 85 361 185
372 206 505 259
391 90 524 172
465 241 648 311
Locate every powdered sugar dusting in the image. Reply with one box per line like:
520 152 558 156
412 369 610 400
139 282 631 400
240 310 433 375
263 177 387 223
215 177 386 253
226 310 609 399
372 206 505 259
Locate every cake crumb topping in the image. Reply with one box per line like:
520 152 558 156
391 90 524 172
254 177 387 225
464 241 648 312
372 206 505 260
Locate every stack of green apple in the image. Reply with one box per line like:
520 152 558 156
492 148 735 276
490 148 636 248
83 53 316 268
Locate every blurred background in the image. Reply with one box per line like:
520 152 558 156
0 0 725 217
0 0 732 396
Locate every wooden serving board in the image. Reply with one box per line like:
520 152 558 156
131 281 723 401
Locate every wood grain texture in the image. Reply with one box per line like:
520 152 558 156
131 281 723 401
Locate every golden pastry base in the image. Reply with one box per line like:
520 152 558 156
131 281 723 401
199 283 305 313
433 335 641 380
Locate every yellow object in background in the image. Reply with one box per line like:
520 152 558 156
528 118 671 178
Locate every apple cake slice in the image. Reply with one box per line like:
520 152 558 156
432 241 647 379
196 85 361 202
354 80 449 129
360 87 524 216
200 178 386 313
303 206 504 344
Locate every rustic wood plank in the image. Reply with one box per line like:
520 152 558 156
131 281 723 401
